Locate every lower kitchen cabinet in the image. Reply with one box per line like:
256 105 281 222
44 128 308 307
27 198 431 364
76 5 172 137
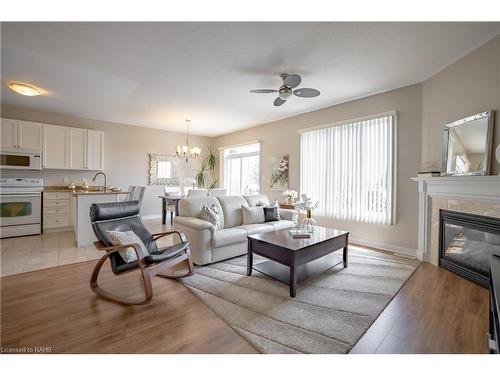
43 192 72 231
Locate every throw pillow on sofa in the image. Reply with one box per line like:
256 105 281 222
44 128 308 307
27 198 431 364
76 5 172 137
241 206 265 224
264 206 280 222
200 204 224 230
106 230 149 263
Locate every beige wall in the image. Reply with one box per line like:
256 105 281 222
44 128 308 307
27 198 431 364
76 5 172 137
422 34 500 174
214 84 422 253
0 105 213 217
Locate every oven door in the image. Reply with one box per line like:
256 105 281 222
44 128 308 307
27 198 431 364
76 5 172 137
0 193 41 227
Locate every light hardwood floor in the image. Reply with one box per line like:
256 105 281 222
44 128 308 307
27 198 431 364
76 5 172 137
0 224 489 354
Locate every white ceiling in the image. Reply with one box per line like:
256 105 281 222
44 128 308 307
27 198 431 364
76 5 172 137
1 22 499 137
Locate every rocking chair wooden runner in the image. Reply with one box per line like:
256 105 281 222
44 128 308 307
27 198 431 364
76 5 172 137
89 200 194 305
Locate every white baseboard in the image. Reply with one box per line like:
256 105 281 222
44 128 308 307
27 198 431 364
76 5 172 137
349 237 417 259
141 214 163 220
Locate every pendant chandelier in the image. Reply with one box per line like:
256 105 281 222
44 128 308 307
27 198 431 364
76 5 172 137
176 119 201 162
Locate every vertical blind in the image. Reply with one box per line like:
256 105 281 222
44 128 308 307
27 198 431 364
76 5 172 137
300 114 395 225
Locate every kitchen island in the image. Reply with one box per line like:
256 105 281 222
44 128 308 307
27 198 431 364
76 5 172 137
73 191 130 246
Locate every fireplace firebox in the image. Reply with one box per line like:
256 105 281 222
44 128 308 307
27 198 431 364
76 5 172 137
439 210 500 288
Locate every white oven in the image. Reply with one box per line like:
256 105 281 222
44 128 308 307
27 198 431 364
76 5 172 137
0 151 42 170
0 178 43 238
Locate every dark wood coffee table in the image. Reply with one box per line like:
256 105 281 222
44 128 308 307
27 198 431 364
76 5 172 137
247 226 349 297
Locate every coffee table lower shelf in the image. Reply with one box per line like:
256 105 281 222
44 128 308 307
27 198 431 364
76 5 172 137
252 252 344 286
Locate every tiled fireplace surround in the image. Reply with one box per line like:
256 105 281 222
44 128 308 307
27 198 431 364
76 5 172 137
414 176 500 265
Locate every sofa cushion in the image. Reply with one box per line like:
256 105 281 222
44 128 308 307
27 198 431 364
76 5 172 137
264 206 280 222
265 220 295 231
178 196 222 218
239 224 275 235
212 227 248 248
200 204 224 230
106 230 148 263
241 206 265 224
243 194 270 207
216 195 249 228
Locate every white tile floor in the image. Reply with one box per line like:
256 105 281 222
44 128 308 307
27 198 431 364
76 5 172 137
0 219 170 277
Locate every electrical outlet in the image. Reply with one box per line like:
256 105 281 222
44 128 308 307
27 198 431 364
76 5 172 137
63 177 69 183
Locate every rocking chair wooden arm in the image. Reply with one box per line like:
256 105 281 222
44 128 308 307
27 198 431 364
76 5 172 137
93 241 149 268
151 230 187 243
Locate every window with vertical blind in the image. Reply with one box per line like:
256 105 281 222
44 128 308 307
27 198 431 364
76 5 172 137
222 143 260 195
300 113 395 225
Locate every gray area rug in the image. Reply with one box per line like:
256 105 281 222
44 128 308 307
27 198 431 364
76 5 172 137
181 246 419 354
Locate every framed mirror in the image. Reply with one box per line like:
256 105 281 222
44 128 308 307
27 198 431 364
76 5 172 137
148 153 179 185
442 110 495 176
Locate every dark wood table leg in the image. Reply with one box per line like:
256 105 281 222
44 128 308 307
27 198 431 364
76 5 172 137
174 200 180 216
343 237 348 268
170 211 174 225
290 265 297 298
161 199 166 225
247 239 253 276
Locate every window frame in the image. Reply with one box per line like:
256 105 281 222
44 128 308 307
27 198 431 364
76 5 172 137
298 111 397 225
220 141 261 196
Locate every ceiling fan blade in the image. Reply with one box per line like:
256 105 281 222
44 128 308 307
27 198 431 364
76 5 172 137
293 88 320 98
250 89 278 93
283 74 301 88
274 97 286 106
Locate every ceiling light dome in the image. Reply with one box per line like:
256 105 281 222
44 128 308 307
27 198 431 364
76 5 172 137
8 82 42 96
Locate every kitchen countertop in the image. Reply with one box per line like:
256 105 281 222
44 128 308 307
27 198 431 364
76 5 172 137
72 191 129 196
44 186 129 196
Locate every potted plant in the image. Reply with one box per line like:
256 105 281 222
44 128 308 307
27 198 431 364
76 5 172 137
195 145 219 189
294 194 319 232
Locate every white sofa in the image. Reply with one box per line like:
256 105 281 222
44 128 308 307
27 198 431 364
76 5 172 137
173 194 295 265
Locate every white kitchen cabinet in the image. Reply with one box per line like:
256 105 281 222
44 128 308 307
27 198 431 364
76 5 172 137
43 191 72 231
1 118 18 150
1 118 43 151
17 121 43 151
69 128 87 169
43 124 69 169
87 129 104 170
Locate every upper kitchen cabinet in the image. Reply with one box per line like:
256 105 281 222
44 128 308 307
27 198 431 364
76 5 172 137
1 118 17 150
43 124 69 169
87 129 104 171
68 127 87 169
17 121 43 151
0 118 43 152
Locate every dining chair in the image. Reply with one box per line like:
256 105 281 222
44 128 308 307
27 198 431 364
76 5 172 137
132 186 146 206
164 190 178 225
187 189 208 197
125 185 136 201
209 188 227 197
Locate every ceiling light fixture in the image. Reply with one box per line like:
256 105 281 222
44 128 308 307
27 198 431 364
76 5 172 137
176 119 201 162
8 82 42 96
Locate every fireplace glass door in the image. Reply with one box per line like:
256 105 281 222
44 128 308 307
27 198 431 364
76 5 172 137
440 210 500 287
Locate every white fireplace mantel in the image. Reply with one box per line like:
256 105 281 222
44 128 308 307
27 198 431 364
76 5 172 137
411 175 500 262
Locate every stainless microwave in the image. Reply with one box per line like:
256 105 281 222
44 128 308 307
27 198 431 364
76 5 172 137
0 151 42 170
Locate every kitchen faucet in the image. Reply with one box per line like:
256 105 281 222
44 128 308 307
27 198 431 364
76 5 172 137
92 172 107 191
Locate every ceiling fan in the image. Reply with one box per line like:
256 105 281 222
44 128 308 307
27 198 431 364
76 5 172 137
250 73 320 106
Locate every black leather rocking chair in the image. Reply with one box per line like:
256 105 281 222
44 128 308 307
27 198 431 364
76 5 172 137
89 200 194 305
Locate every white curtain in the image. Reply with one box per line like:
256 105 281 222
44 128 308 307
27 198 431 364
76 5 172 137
300 114 394 224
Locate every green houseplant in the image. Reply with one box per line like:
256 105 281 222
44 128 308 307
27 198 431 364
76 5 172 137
195 145 219 189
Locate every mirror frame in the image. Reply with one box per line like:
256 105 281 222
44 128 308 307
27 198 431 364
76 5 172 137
148 153 179 185
441 110 495 176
